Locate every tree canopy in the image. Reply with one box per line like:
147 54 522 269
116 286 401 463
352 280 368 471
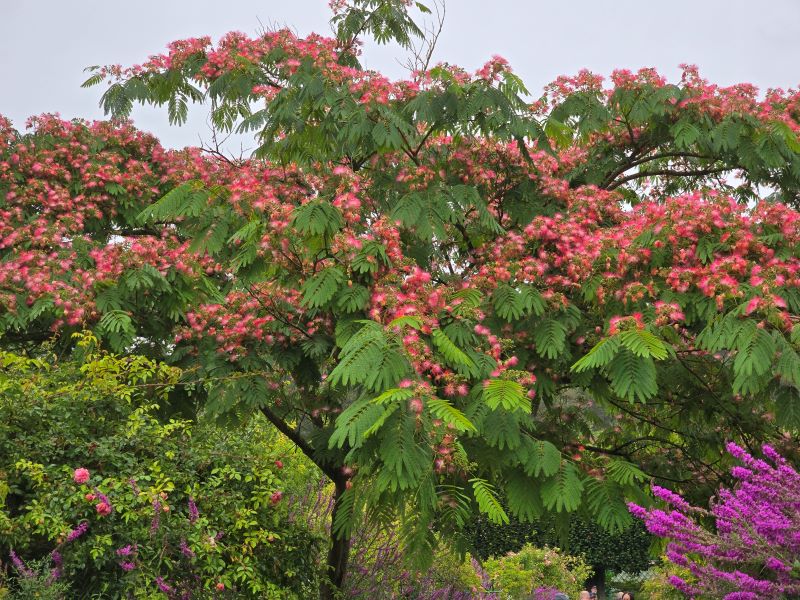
1 0 799 594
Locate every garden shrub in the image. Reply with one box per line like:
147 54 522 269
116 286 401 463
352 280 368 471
638 562 695 600
482 544 593 599
0 336 325 598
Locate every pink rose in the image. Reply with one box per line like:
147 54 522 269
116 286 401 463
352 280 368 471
73 468 90 484
96 502 112 516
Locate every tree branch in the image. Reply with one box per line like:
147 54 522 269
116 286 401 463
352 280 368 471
259 405 337 480
606 166 731 191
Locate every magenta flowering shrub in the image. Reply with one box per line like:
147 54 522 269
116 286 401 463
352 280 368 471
629 443 800 599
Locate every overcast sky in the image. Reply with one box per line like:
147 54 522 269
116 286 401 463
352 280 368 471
2 0 798 149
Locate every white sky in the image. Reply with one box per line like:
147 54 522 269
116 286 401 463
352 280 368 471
2 0 798 149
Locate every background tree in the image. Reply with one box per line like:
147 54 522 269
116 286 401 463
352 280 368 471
1 0 800 596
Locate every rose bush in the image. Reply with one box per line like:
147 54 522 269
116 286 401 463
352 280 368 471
0 335 325 598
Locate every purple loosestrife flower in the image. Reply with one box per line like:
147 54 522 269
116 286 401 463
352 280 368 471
48 549 63 582
534 586 561 600
155 577 172 593
180 538 195 558
116 544 136 557
119 561 136 572
652 484 693 512
188 496 199 524
66 521 89 543
9 549 34 578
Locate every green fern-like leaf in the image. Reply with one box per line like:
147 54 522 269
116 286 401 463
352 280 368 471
329 396 385 449
607 347 658 402
470 478 509 525
483 379 529 413
606 459 647 486
371 388 415 405
362 404 401 439
733 324 775 379
98 309 134 338
329 322 411 392
492 285 524 321
619 329 669 360
775 338 800 388
137 183 194 222
427 397 477 432
331 487 359 539
533 319 568 359
522 439 562 478
775 385 800 431
505 471 543 523
387 315 423 330
377 418 428 492
572 336 621 372
292 200 344 236
451 288 483 316
520 286 546 317
583 477 632 533
540 461 583 513
336 284 370 313
431 329 475 372
482 410 522 450
300 267 345 308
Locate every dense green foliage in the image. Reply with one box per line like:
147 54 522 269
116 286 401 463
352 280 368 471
483 544 593 600
468 513 651 574
0 336 324 598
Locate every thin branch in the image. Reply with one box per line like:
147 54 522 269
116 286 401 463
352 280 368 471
607 167 731 191
600 150 716 189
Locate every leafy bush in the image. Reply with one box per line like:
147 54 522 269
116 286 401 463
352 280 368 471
0 337 325 598
483 544 592 600
638 563 695 600
5 555 71 599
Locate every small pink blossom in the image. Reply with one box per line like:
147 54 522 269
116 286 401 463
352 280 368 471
73 468 90 484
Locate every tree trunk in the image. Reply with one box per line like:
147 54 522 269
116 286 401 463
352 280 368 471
587 566 606 599
320 477 351 600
